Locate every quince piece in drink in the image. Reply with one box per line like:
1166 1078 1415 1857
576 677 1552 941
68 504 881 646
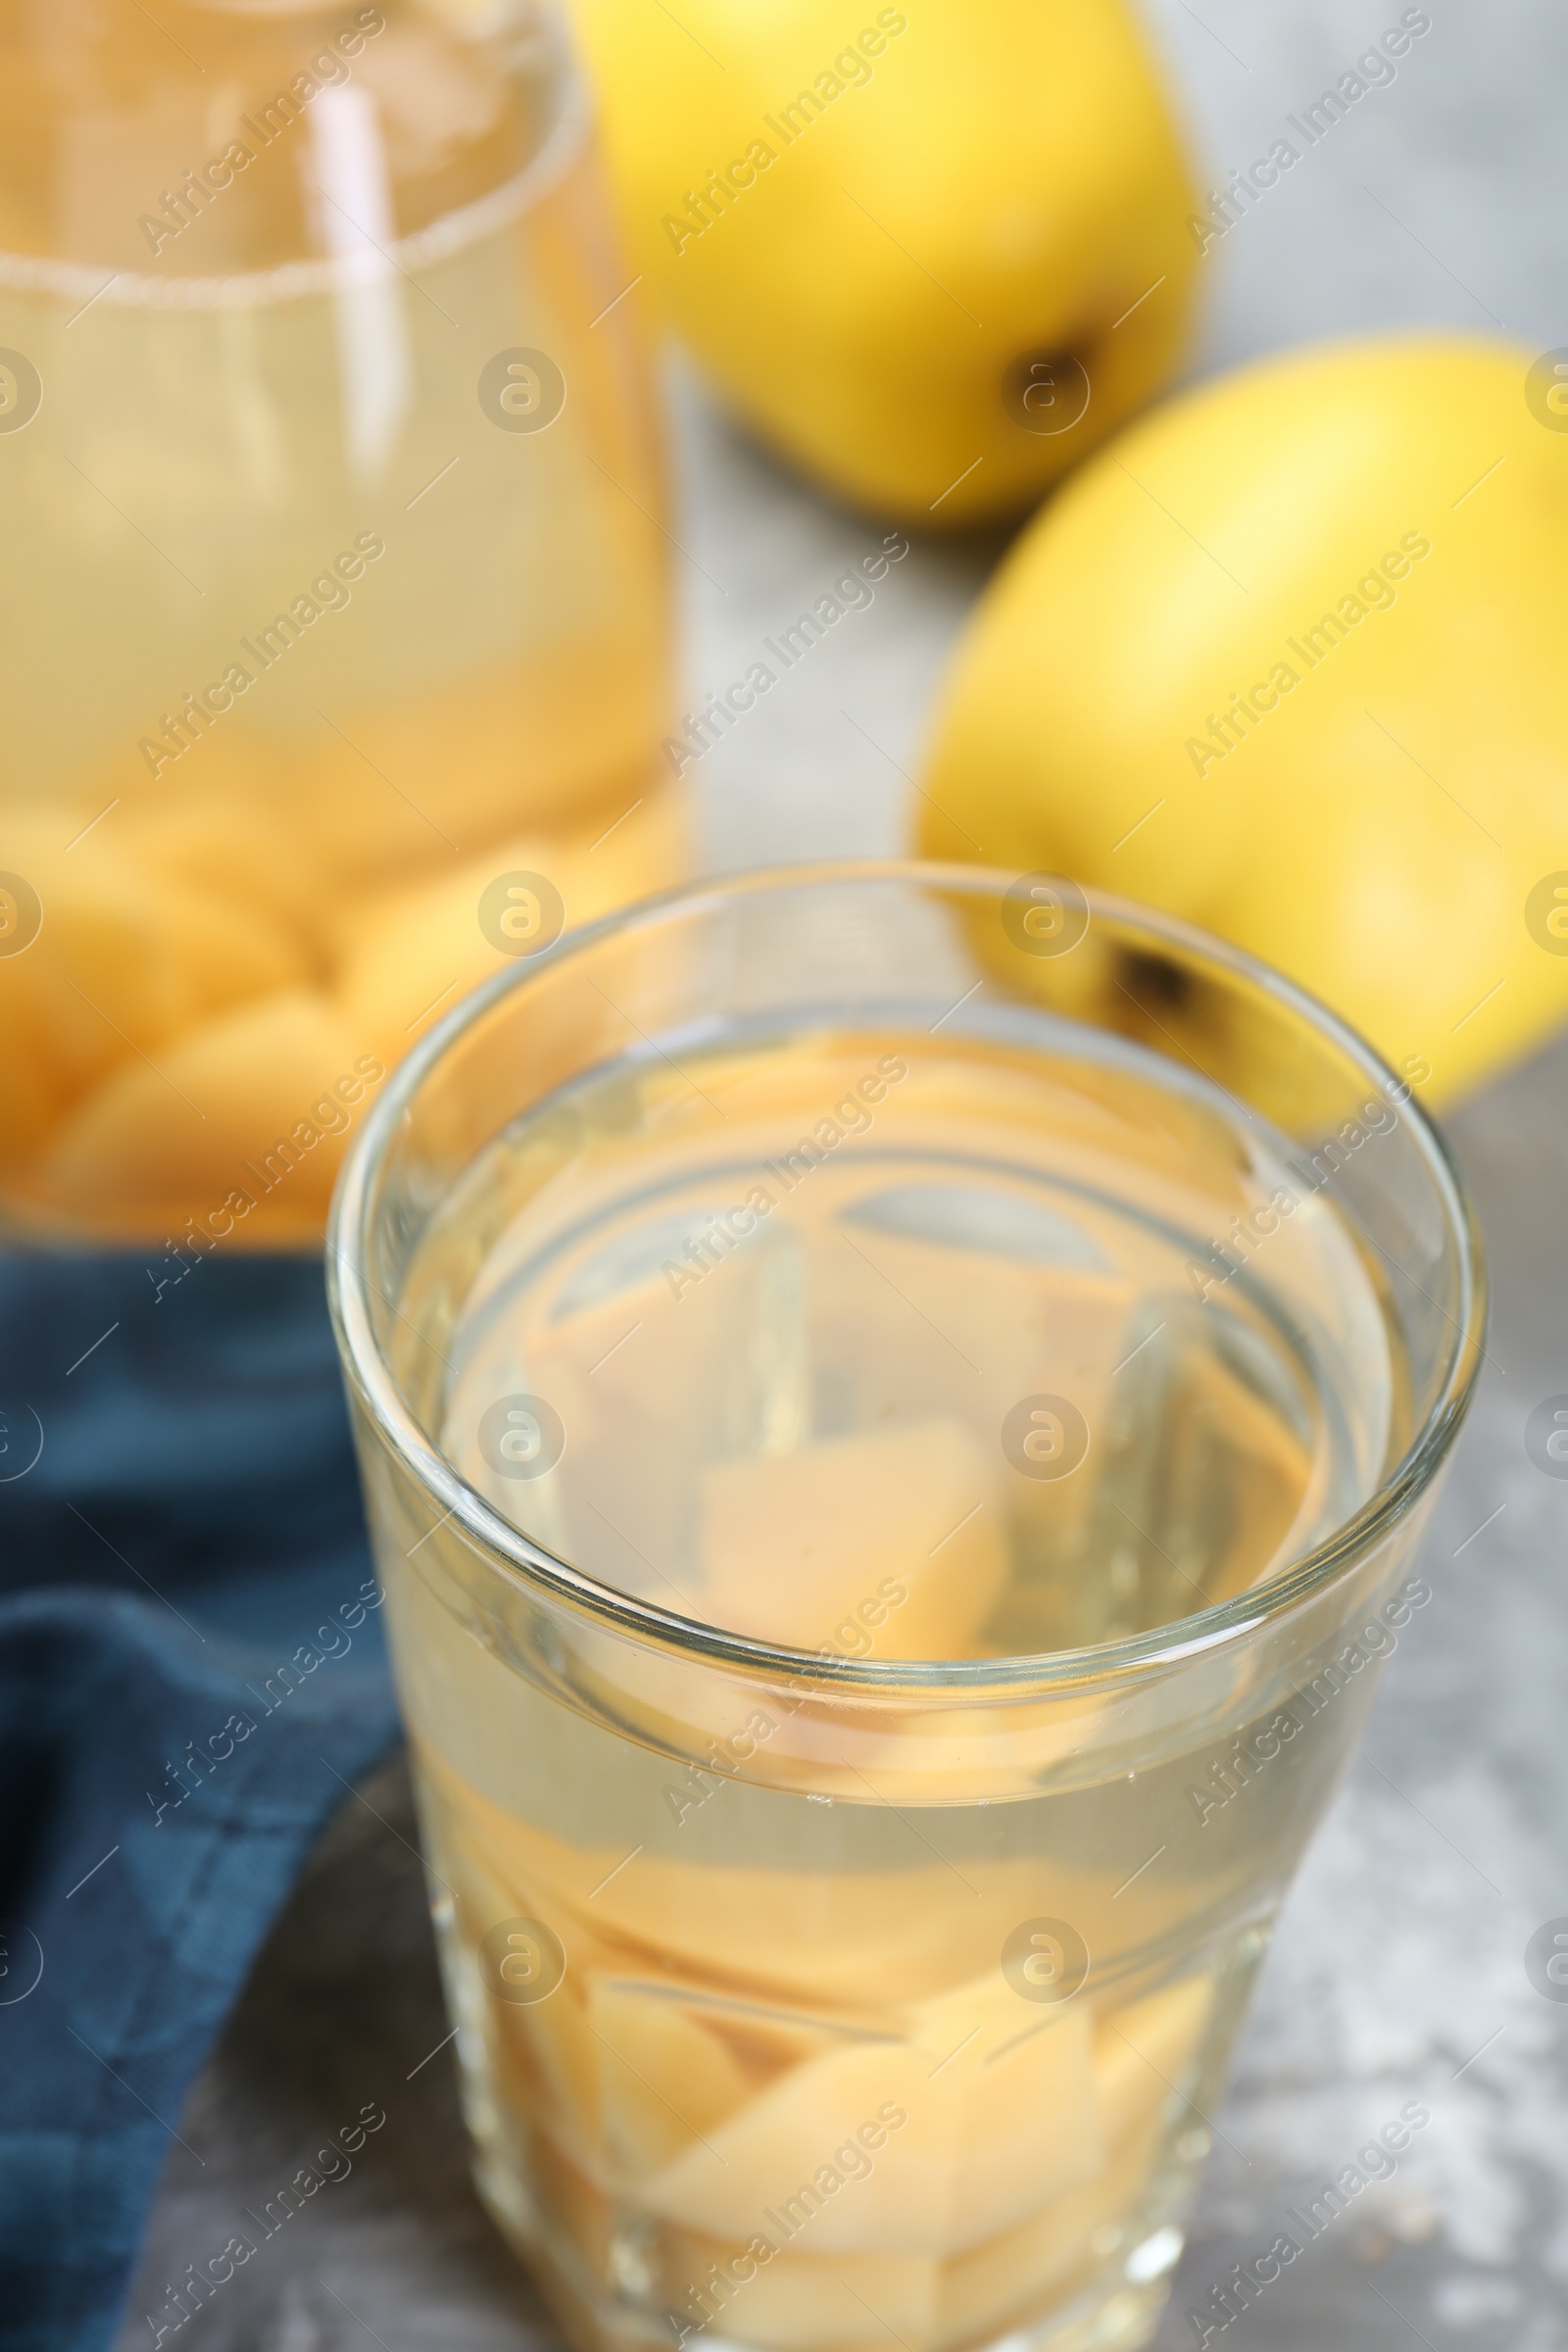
919 334 1568 1101
562 0 1198 525
334 792 685 1067
122 779 326 938
849 1688 1111 1803
0 814 302 1098
1167 1348 1317 1601
695 1417 1006 1658
827 1227 1133 1582
300 653 672 884
432 1788 614 2168
524 2127 614 2289
1092 1970 1216 2151
589 1977 756 2174
589 1972 851 2159
921 1973 1216 2346
416 1748 1060 2010
0 1023 66 1175
929 2131 1162 2352
488 1974 604 2171
40 987 366 1236
663 2226 937 2351
643 1986 1097 2258
332 834 569 1066
502 1836 1042 2013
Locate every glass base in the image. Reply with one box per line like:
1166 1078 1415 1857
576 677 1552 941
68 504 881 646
470 2132 1179 2352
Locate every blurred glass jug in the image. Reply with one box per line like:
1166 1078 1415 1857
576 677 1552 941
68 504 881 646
0 0 679 1248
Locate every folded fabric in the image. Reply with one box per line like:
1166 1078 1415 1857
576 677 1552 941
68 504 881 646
0 1249 402 2352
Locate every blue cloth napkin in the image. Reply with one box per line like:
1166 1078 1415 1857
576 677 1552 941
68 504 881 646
0 1248 402 2352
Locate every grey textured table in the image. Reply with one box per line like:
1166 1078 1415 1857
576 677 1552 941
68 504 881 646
116 4 1568 2346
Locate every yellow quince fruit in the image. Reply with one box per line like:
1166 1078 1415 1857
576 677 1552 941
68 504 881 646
918 333 1568 1102
563 0 1200 525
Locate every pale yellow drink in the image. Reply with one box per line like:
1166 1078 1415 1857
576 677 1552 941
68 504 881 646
367 1019 1411 2352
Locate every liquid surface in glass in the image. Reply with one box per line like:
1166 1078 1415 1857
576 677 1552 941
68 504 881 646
439 1025 1395 1655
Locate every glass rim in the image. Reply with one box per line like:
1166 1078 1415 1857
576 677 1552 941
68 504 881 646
0 3 588 315
327 858 1487 1698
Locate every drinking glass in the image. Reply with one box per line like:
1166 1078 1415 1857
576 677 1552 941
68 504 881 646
0 0 677 1245
328 863 1483 2352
